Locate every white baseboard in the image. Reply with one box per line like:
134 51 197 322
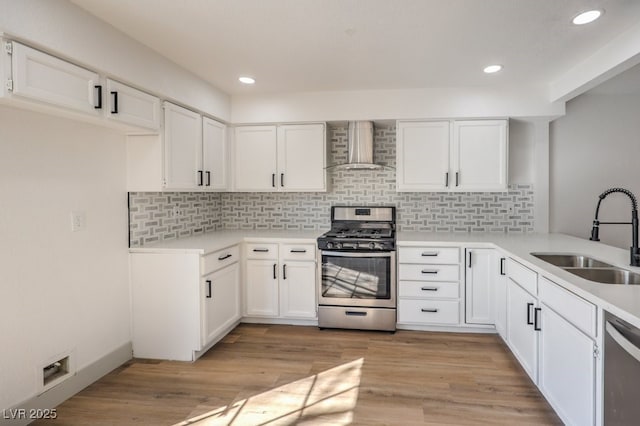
241 317 318 327
396 323 497 333
2 342 132 426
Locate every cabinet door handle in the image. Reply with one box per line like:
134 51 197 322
526 303 534 325
272 173 276 188
206 171 211 187
421 308 438 313
280 173 285 187
421 252 439 257
206 280 212 298
253 248 269 252
110 91 118 114
94 85 102 109
273 263 277 280
218 253 232 261
421 286 438 291
421 269 438 274
198 170 203 186
468 251 472 268
500 258 506 275
534 308 542 331
290 249 307 253
445 172 449 187
455 171 459 187
283 264 287 280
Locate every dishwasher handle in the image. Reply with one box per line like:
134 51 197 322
606 321 640 363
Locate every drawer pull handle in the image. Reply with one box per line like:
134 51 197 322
526 302 534 325
218 254 232 261
421 269 438 274
253 248 269 252
421 308 438 313
345 311 367 317
290 249 307 253
421 252 439 257
206 280 212 298
421 286 438 291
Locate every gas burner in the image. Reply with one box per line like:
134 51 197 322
318 206 396 251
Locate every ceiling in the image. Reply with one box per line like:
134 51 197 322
69 0 640 97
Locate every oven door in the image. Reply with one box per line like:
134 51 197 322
318 250 396 309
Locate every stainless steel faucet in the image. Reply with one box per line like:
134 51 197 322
589 188 640 267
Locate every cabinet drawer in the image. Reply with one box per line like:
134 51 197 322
398 264 459 282
507 258 537 296
280 243 316 261
398 299 459 325
399 247 460 264
245 243 278 260
539 276 597 337
203 245 240 275
398 281 459 299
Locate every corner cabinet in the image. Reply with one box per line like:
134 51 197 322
233 123 326 192
163 102 228 191
396 119 508 192
130 245 241 361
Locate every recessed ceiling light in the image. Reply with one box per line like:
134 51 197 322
572 10 603 25
238 76 255 84
483 65 503 74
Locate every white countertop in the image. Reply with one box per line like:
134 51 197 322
129 229 326 255
398 231 640 328
130 229 640 329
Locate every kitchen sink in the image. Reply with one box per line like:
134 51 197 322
531 253 613 268
565 268 640 285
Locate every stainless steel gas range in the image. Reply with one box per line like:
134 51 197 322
317 206 396 331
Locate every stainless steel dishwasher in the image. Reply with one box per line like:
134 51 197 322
604 311 640 424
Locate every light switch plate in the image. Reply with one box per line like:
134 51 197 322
71 211 86 232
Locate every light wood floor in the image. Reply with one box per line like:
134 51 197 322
34 324 561 425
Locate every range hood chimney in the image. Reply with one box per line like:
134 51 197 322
339 121 383 170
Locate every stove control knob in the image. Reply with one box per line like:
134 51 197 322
368 242 376 250
336 242 343 249
326 242 334 249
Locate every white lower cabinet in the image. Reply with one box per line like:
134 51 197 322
539 302 596 426
397 246 462 327
130 245 240 361
202 262 241 345
465 248 494 325
493 253 508 340
506 277 539 382
244 241 317 320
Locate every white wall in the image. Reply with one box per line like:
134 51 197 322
509 119 536 184
550 93 640 249
0 0 230 121
0 105 130 409
231 87 565 124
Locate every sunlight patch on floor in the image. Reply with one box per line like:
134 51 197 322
175 358 363 425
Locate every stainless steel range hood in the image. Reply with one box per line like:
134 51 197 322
337 121 384 170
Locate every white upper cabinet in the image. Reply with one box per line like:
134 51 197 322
202 117 228 190
9 41 101 115
164 102 203 190
105 79 161 130
234 126 278 191
234 124 326 192
277 124 326 191
163 102 228 191
396 121 450 191
397 119 508 192
452 120 508 191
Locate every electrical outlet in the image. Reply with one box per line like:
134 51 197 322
71 211 86 232
172 205 182 217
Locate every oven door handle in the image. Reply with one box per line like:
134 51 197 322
320 250 394 258
345 310 368 317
